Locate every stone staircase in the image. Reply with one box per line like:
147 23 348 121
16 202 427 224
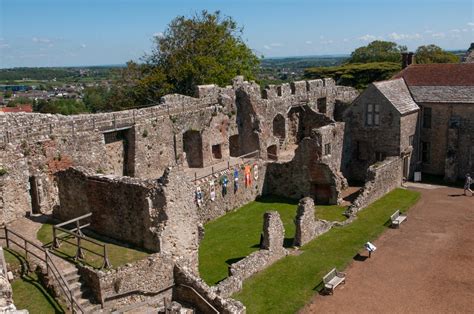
62 266 102 313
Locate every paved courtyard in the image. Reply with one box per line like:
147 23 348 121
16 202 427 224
301 184 474 313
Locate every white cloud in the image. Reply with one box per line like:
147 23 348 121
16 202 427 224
80 43 87 48
450 29 461 33
0 43 10 49
358 34 377 41
321 39 334 45
388 32 422 40
431 32 445 38
269 43 282 47
467 22 474 27
32 37 52 44
263 45 271 50
153 32 164 38
305 40 312 45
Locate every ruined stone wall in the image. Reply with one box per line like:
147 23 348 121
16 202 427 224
214 211 287 298
343 85 403 181
55 167 199 269
173 265 246 314
346 157 403 216
0 77 357 225
83 253 175 310
264 121 347 204
194 160 267 223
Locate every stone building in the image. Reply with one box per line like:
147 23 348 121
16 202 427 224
348 63 474 182
343 78 419 181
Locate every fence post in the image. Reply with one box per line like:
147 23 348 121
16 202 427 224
76 220 82 236
4 227 9 249
75 237 84 260
24 239 28 261
45 250 49 276
103 245 111 269
53 226 60 248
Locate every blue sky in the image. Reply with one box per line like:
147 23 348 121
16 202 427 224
0 0 473 68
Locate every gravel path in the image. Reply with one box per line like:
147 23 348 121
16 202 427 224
300 185 474 314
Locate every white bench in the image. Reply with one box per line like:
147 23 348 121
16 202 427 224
323 268 346 294
390 210 407 228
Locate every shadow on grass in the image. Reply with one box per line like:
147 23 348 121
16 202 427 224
6 249 65 314
284 237 295 248
254 195 299 205
226 256 246 265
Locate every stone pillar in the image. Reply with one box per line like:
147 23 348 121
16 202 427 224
293 197 316 247
261 211 284 251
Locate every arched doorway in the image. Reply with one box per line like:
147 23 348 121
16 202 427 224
267 145 278 161
273 114 286 139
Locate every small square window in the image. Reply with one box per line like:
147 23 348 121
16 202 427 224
324 143 331 155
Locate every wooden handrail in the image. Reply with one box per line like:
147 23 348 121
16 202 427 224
2 226 85 313
53 213 111 269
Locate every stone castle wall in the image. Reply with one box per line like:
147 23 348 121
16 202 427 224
346 157 403 216
0 77 358 225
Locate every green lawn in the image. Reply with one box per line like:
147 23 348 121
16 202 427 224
315 204 347 222
199 196 299 285
233 188 420 313
37 223 150 269
199 196 351 285
4 249 65 314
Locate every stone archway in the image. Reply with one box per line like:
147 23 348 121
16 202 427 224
183 130 203 168
267 144 278 161
273 114 286 140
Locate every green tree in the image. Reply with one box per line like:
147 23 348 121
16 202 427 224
304 62 401 90
348 40 407 63
144 10 260 97
35 99 89 115
415 45 460 64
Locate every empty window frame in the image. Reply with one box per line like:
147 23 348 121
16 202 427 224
421 141 430 163
324 143 331 155
366 104 380 126
422 107 432 129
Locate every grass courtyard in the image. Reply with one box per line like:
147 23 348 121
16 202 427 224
37 222 150 269
232 188 420 313
4 249 65 314
199 195 347 285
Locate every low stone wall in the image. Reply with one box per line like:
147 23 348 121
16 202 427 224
194 160 267 223
346 157 403 216
173 265 245 314
78 253 175 310
214 211 288 298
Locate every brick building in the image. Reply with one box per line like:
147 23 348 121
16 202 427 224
346 63 474 182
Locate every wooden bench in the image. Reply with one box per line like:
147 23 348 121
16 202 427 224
390 210 407 228
323 268 346 294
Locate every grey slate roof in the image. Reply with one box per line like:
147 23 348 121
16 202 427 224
409 86 474 103
373 78 419 115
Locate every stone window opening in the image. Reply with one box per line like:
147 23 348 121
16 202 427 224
29 176 41 214
212 144 222 159
409 135 414 147
317 97 327 114
422 107 432 129
366 104 380 126
421 141 430 163
267 145 278 161
324 143 331 155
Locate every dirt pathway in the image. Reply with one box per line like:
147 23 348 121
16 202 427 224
301 185 474 314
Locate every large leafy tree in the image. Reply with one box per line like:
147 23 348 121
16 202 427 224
415 45 459 64
348 40 407 63
144 10 260 97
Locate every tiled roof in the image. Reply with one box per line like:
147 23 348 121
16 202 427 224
393 63 474 86
1 104 33 113
409 86 474 103
373 78 419 115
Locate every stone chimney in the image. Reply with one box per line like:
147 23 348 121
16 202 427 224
402 52 414 69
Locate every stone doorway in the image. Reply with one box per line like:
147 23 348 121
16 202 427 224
273 114 286 139
183 130 203 168
29 176 41 214
229 134 240 157
317 97 327 114
311 183 332 204
267 144 278 161
104 128 135 176
287 106 305 145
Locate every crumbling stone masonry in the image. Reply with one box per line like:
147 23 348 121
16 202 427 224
293 197 333 247
214 211 288 298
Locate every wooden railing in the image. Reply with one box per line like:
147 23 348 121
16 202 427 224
192 150 261 182
1 226 85 313
53 213 111 269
